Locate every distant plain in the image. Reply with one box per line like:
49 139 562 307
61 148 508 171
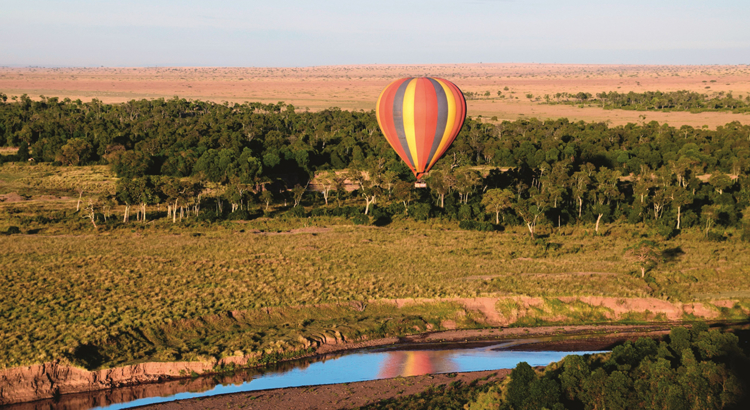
2 63 750 128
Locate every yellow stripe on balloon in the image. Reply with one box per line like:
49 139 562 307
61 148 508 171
402 79 419 171
427 79 456 170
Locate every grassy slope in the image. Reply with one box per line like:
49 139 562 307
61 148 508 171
1 164 749 371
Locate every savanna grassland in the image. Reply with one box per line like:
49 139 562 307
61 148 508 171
1 164 750 373
2 64 750 128
1 69 750 408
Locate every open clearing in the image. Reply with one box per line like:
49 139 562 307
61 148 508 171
2 64 750 128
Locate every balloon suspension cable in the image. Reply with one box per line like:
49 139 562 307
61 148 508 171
414 172 428 188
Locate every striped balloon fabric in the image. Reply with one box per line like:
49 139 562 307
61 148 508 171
376 77 467 179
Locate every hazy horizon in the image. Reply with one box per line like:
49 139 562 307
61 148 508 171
2 0 749 67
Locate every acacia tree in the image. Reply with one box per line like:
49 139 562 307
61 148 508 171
624 240 661 278
591 168 622 233
346 168 381 215
454 168 481 204
571 170 591 219
481 188 514 224
315 172 336 206
393 181 415 215
426 170 453 208
514 187 548 238
292 183 307 207
115 178 136 223
260 189 274 211
709 171 733 195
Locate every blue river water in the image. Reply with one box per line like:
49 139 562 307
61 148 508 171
92 342 606 410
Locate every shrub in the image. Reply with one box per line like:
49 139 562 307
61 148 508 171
227 210 251 220
459 220 495 232
285 206 307 218
411 203 431 221
352 213 369 225
458 204 473 221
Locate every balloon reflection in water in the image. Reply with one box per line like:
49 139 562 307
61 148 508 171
377 350 457 378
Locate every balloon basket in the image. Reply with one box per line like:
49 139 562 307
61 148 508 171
414 181 427 189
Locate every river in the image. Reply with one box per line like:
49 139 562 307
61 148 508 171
3 338 610 410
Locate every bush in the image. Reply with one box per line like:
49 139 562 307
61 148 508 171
285 206 307 218
352 213 369 225
459 220 496 232
4 226 21 235
196 209 220 222
310 207 329 217
458 204 473 221
227 209 251 220
411 203 431 221
705 231 726 242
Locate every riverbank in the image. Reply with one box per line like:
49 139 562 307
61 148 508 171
0 323 686 408
138 370 512 410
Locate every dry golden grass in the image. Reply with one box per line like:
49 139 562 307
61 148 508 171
2 64 749 128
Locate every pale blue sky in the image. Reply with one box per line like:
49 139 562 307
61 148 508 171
2 0 749 67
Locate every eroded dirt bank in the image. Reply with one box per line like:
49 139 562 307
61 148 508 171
0 296 746 406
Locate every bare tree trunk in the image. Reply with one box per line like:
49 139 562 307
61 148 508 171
76 190 84 212
676 205 681 229
495 211 500 224
365 196 376 215
440 194 445 208
595 214 603 233
578 198 582 218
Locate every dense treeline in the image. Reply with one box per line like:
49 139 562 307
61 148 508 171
2 94 750 239
363 326 749 410
545 90 750 113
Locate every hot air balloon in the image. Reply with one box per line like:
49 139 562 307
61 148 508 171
376 77 467 182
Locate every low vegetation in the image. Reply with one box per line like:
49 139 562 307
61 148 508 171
360 325 750 409
543 90 750 113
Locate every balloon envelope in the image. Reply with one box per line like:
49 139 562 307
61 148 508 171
376 77 467 179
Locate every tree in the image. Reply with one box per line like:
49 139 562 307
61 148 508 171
109 150 152 178
709 171 733 195
571 170 591 219
292 183 306 207
115 178 137 223
481 188 514 224
426 170 453 208
260 189 274 212
624 240 660 278
454 168 481 204
81 198 98 230
55 138 92 166
701 204 719 236
346 168 380 215
514 188 548 239
315 172 336 206
671 186 693 230
393 181 415 215
591 168 622 233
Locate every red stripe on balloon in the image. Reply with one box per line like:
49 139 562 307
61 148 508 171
415 78 438 175
378 78 415 174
